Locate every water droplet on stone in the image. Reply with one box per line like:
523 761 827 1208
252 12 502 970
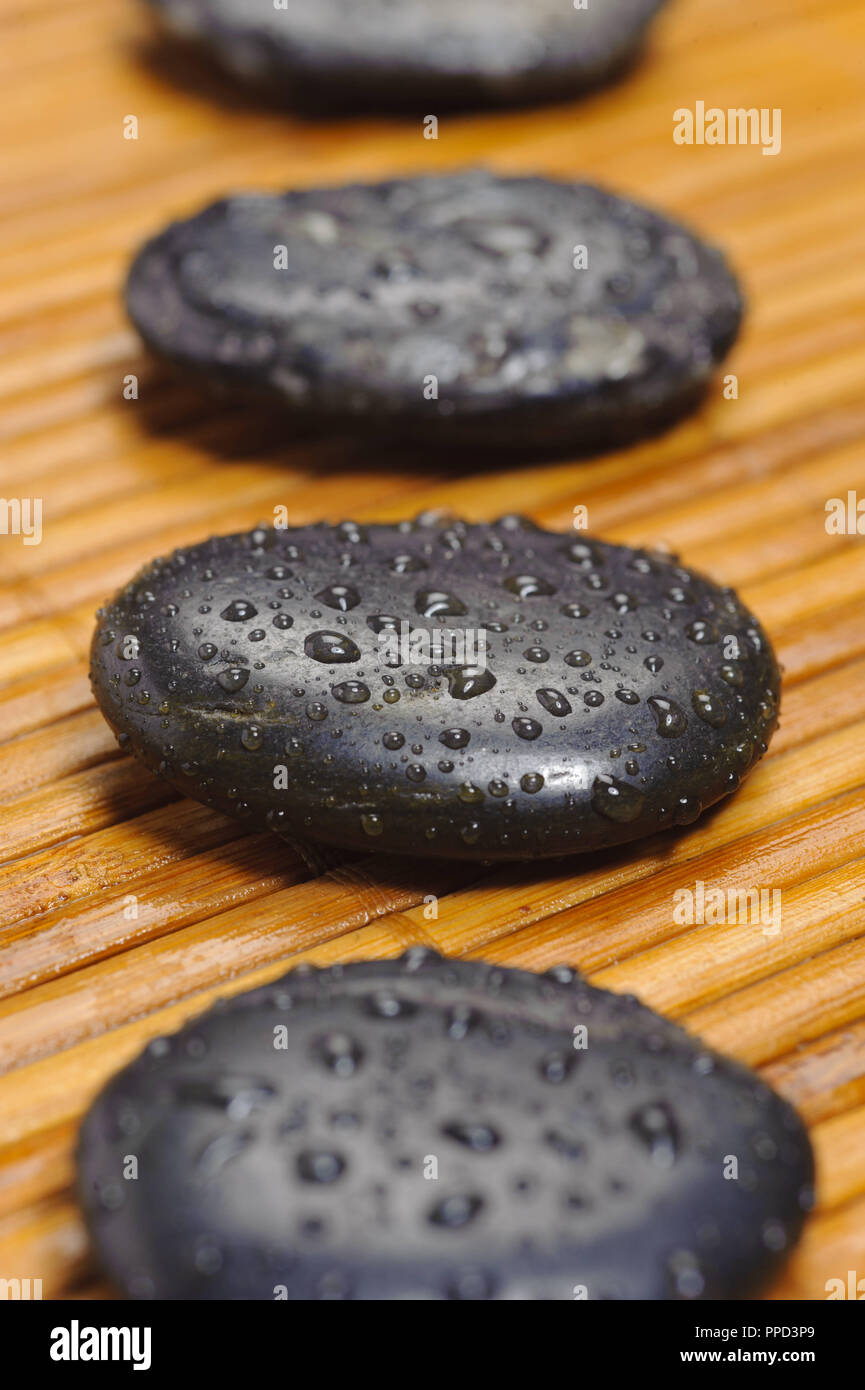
446 666 496 700
429 1194 483 1228
719 663 744 688
630 1101 679 1167
692 689 726 727
316 1032 364 1077
442 1120 500 1152
648 695 688 737
591 775 645 823
305 631 361 664
332 680 370 704
520 772 544 793
297 1150 345 1184
390 553 427 573
217 666 250 692
512 717 542 740
366 991 416 1020
536 688 571 717
315 584 361 612
220 600 257 622
415 590 467 619
504 574 556 599
686 620 719 644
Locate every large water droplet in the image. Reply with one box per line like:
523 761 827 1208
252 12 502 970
220 600 257 622
536 688 572 717
315 584 360 612
512 717 542 740
305 631 361 664
692 689 726 727
332 680 370 704
648 696 688 738
415 590 467 619
504 574 556 599
216 666 250 692
686 620 719 644
446 666 496 700
591 775 645 823
390 553 427 573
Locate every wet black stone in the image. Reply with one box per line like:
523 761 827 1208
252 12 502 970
88 516 780 861
77 953 814 1301
125 172 743 455
144 0 667 114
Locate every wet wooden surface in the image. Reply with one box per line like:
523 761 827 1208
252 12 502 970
1 0 864 1298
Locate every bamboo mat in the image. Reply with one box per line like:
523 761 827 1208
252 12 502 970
1 0 864 1301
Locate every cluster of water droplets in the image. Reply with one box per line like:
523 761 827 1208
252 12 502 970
90 516 779 855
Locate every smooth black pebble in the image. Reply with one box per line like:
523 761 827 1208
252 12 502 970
77 952 814 1300
89 515 780 861
125 172 743 454
143 0 667 113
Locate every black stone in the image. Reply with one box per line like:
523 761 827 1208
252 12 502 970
77 953 814 1300
125 172 743 455
143 0 667 113
89 515 780 861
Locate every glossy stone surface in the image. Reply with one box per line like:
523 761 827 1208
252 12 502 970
88 515 780 861
126 173 743 453
77 953 814 1300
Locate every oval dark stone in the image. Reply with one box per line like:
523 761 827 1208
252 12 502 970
77 953 813 1301
125 172 743 455
144 0 667 114
88 516 780 861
